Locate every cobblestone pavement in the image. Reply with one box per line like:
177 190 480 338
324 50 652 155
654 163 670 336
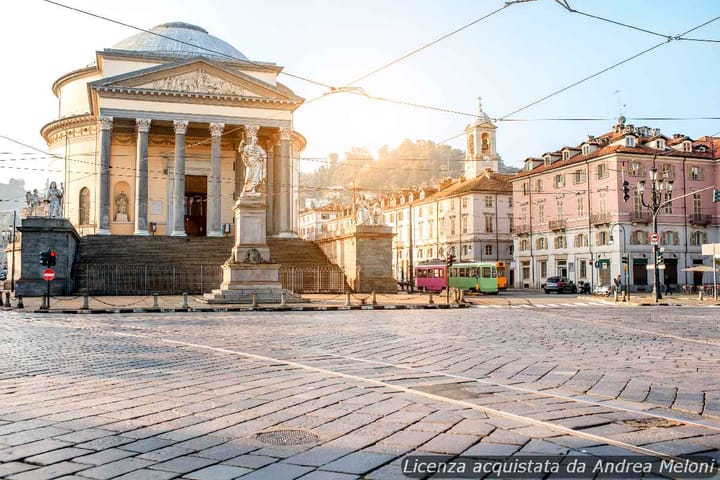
1 306 719 479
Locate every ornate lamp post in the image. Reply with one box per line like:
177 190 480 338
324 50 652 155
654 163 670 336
633 166 673 303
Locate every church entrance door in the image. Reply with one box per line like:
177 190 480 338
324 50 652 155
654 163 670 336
184 175 207 236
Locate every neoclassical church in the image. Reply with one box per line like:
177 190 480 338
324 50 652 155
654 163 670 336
41 22 305 237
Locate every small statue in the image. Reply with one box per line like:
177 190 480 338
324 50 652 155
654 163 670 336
240 133 267 196
25 189 42 216
371 201 383 225
46 182 64 218
355 197 370 225
115 191 129 222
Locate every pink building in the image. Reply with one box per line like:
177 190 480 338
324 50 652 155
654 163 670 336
511 117 719 292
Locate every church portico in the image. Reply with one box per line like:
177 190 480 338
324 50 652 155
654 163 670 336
42 22 305 240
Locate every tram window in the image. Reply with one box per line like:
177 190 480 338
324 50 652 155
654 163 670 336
482 266 492 278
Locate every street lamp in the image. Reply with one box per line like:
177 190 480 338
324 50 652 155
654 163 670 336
630 166 673 303
608 222 629 301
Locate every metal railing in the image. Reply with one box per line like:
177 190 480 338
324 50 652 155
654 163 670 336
77 264 348 295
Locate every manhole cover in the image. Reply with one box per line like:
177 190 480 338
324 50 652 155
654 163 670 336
254 429 319 446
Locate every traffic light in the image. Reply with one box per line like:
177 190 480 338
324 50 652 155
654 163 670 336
657 249 664 266
622 180 630 202
714 188 720 203
48 250 57 267
446 254 455 267
39 249 50 266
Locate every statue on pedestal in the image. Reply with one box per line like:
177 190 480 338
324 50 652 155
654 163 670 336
239 133 266 196
46 182 64 218
25 189 42 217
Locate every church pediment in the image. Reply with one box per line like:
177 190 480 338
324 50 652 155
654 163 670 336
91 60 302 105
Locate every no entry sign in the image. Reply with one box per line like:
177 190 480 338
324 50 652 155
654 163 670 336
42 269 55 281
649 232 659 245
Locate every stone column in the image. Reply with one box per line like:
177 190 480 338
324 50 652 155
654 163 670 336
207 122 224 237
134 118 151 235
279 127 292 236
96 116 113 235
171 120 188 236
266 134 277 236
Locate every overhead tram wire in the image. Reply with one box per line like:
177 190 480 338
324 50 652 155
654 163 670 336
342 2 516 88
499 14 720 121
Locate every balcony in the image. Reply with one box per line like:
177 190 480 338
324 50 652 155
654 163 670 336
689 214 712 226
590 212 611 225
549 219 566 231
514 224 531 235
630 212 651 224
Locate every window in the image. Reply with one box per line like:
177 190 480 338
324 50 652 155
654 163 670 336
557 201 564 221
683 141 692 152
321 213 330 220
521 206 528 224
573 233 587 248
633 192 643 218
462 197 468 209
538 204 545 223
582 144 590 156
577 196 585 217
596 230 609 246
484 245 493 256
485 196 493 208
663 191 673 214
462 215 468 234
596 163 608 179
579 260 587 278
544 155 551 166
520 239 529 251
660 164 675 179
428 220 434 238
626 136 635 147
535 179 543 192
508 196 513 207
522 183 529 196
536 237 547 250
450 216 456 236
690 231 707 246
540 261 547 278
693 193 701 216
656 139 665 150
555 236 567 249
599 191 607 213
509 245 514 256
508 216 514 233
629 161 644 177
661 231 679 246
562 150 570 161
554 174 565 189
630 230 648 245
574 169 586 184
484 214 493 233
690 166 703 181
397 211 403 221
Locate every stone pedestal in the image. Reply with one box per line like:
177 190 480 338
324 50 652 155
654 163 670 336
15 217 79 296
201 195 302 304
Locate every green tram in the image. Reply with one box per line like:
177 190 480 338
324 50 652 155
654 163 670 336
448 262 499 294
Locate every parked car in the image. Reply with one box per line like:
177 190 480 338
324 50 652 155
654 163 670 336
594 284 611 296
544 276 577 294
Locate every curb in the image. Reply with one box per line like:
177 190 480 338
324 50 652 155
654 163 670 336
31 303 469 314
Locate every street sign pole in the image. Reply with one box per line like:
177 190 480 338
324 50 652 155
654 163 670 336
42 268 55 310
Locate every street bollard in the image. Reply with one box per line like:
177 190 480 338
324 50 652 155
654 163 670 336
40 295 48 310
182 292 189 308
16 295 23 309
428 293 434 305
614 290 618 302
4 291 10 306
81 294 89 310
251 292 258 307
459 290 465 303
622 292 627 302
280 292 287 307
345 292 352 307
0 291 4 307
153 293 159 308
371 290 377 306
699 289 704 301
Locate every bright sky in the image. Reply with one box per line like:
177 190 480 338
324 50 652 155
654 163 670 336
1 0 719 210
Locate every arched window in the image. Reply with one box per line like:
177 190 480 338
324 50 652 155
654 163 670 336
536 237 546 250
79 187 90 225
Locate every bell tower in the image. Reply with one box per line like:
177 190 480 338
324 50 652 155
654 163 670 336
464 97 499 176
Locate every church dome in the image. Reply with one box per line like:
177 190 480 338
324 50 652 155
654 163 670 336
109 22 248 61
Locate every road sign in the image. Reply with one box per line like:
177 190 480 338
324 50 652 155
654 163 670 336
42 269 55 281
649 232 660 245
594 260 600 269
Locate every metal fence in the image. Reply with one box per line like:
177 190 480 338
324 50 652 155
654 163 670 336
77 264 347 295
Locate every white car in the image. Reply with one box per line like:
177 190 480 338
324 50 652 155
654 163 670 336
594 284 611 296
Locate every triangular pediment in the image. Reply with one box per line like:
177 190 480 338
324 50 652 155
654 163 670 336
92 59 301 103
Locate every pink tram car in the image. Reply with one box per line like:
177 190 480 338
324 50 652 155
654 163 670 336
414 262 447 292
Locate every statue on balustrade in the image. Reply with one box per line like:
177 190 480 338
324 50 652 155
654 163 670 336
46 182 64 218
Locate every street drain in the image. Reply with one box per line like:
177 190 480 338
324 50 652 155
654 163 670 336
623 417 681 429
254 429 320 446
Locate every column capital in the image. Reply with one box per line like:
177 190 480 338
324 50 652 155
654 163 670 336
98 116 113 131
136 118 152 133
245 124 259 140
174 120 189 135
209 122 225 137
280 127 292 141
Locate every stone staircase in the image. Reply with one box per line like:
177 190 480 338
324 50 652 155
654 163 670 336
73 235 348 294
